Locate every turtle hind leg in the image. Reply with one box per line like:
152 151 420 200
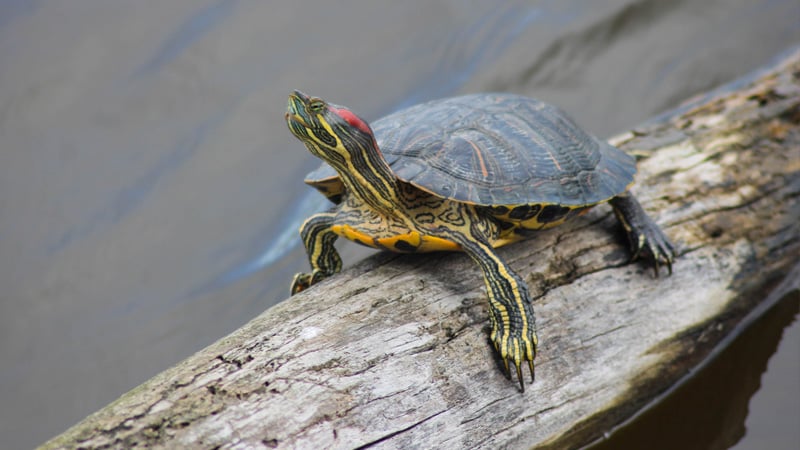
609 192 675 277
291 211 342 295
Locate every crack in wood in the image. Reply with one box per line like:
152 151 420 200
351 410 447 450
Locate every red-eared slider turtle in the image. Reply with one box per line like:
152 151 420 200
285 91 674 391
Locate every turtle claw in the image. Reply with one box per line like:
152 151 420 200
629 223 675 278
528 360 536 383
515 364 524 393
495 334 538 393
513 358 536 392
290 273 312 295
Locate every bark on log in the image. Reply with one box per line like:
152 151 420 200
42 49 800 450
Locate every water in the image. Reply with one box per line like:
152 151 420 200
1 1 798 449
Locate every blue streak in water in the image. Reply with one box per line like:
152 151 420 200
183 188 331 299
47 109 230 254
132 0 239 78
225 191 327 278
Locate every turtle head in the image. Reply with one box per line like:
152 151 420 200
286 91 400 212
286 91 377 162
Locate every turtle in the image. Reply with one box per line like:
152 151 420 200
285 90 674 391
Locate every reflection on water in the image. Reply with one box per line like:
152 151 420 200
1 1 798 448
389 4 544 110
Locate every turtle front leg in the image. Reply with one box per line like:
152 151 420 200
446 226 538 392
609 192 675 276
291 211 342 295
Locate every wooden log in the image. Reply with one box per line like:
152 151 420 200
41 48 800 450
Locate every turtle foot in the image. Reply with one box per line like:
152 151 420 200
492 329 537 392
289 269 329 295
610 193 676 277
627 213 675 277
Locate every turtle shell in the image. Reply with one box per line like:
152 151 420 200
305 93 635 207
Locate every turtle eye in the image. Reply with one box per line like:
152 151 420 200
308 99 326 113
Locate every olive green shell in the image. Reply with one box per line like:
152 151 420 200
306 93 636 207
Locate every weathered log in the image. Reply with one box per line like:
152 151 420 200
42 48 800 450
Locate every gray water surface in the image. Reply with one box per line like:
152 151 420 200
1 1 798 449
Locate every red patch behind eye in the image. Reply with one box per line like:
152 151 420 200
330 107 371 135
